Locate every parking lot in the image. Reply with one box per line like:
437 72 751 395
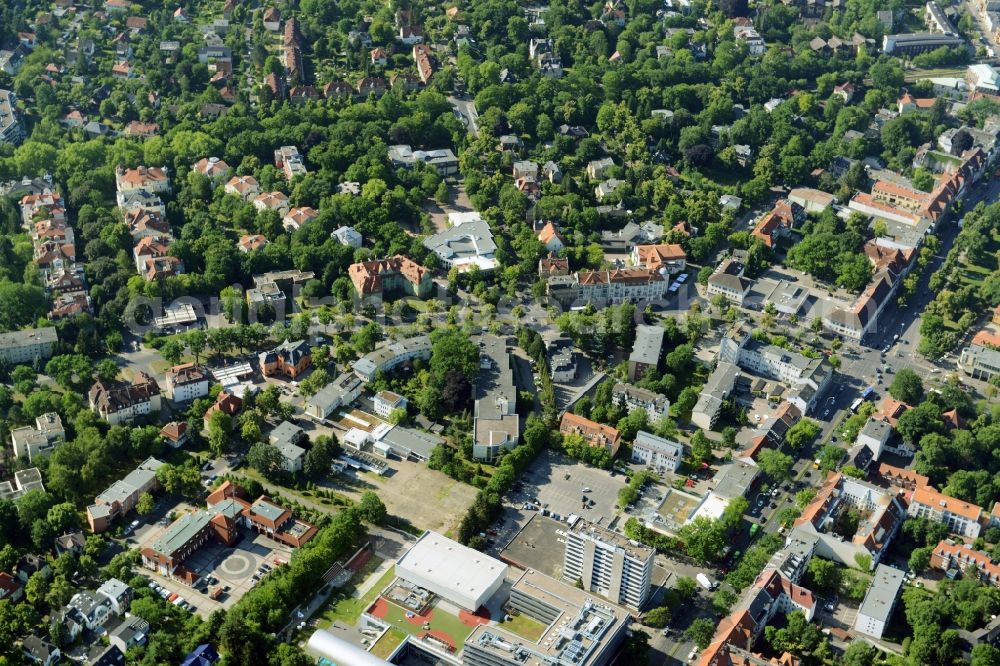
516 449 627 522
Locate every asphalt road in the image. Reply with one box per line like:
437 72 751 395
448 95 480 138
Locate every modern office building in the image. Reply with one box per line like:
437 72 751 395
463 568 631 666
564 519 654 609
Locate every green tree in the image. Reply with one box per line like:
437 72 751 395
643 606 672 628
685 618 716 650
357 491 386 523
785 419 820 450
909 546 932 573
888 368 924 405
756 449 794 481
807 558 841 591
247 443 286 479
677 517 726 564
135 492 155 516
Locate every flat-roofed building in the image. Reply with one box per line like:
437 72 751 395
396 531 507 611
787 187 836 213
854 564 905 639
473 336 519 462
763 280 810 315
0 327 58 365
373 390 407 418
631 431 683 472
564 519 654 609
464 568 630 666
628 325 664 382
960 338 1000 381
10 413 64 461
0 467 45 501
0 89 25 145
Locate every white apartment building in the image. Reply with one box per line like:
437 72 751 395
631 431 683 473
611 383 670 422
373 390 408 418
352 335 432 382
856 418 893 460
0 327 58 365
908 485 983 539
10 413 65 461
564 519 654 609
163 363 210 402
854 564 905 639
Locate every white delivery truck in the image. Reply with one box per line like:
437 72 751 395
696 573 716 590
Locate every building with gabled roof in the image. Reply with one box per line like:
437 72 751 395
560 412 621 457
86 458 164 532
792 472 905 569
630 243 686 274
88 373 161 425
909 484 983 538
348 255 432 304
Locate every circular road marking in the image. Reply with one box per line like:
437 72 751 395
218 551 256 578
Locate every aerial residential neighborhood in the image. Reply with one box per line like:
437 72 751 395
0 0 999 664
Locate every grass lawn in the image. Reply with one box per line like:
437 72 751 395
499 613 547 642
370 629 407 659
317 565 396 627
378 598 475 648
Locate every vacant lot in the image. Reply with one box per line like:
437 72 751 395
324 459 477 537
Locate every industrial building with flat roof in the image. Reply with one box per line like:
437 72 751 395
564 519 654 609
396 531 508 611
